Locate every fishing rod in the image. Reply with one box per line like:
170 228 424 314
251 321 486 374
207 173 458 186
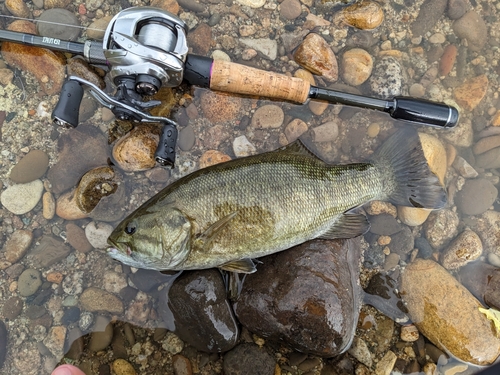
0 7 459 167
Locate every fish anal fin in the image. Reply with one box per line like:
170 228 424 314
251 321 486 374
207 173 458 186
320 213 370 239
194 211 238 250
219 258 257 273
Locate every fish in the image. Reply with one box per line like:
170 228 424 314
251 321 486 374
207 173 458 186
107 128 446 273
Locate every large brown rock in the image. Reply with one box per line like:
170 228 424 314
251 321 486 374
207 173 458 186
1 21 65 95
233 239 361 357
400 259 500 366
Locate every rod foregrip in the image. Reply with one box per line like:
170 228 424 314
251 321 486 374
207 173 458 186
210 60 311 103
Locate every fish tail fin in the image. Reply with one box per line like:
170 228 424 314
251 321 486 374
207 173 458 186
372 128 447 209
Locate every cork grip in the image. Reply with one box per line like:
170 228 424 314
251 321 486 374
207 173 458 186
210 60 311 104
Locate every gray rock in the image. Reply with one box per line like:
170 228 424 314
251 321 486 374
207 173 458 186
158 269 239 353
240 38 278 60
456 178 498 216
453 11 488 52
223 343 276 375
0 179 44 215
2 296 23 320
9 150 49 183
369 213 403 235
369 57 403 99
178 125 196 151
424 209 459 249
4 229 33 263
441 229 482 270
410 0 447 36
29 236 71 268
234 239 361 356
37 8 81 41
18 268 42 297
447 0 470 20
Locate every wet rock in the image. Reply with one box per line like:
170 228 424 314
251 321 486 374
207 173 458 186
112 359 137 375
113 125 162 172
376 350 397 375
348 337 372 367
235 0 265 8
9 150 49 183
341 48 373 86
43 325 66 358
400 324 419 342
280 0 301 20
67 57 105 90
439 44 457 76
453 156 477 178
86 15 113 40
43 192 56 220
233 135 257 157
29 235 71 268
66 223 93 253
294 33 338 82
187 23 212 55
452 11 487 52
89 316 114 352
200 150 231 168
240 38 278 61
37 8 81 41
0 179 44 215
472 211 500 257
369 214 402 235
447 0 469 20
74 166 121 213
129 268 175 293
18 268 42 297
369 57 403 99
12 342 41 373
312 120 339 143
172 354 192 375
363 272 408 322
161 331 184 354
423 209 459 249
178 125 196 151
234 239 361 356
251 104 284 129
473 135 500 155
200 90 243 124
159 269 239 353
458 262 500 309
65 327 85 360
455 178 498 216
284 119 308 142
223 343 276 375
441 118 473 148
44 0 71 8
85 221 113 249
80 287 124 314
56 190 89 220
4 229 33 263
103 271 128 295
453 74 488 111
48 127 109 194
397 207 431 226
475 147 500 169
339 1 384 30
5 0 31 17
400 258 500 365
410 0 447 36
1 21 65 95
440 229 482 270
2 296 23 320
125 291 152 324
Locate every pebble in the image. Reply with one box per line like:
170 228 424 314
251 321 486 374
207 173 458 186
409 83 425 97
440 229 483 270
0 68 13 86
365 201 397 217
178 125 196 151
112 359 137 375
341 48 373 86
2 296 23 320
294 68 315 85
284 118 308 142
452 11 488 52
172 354 192 375
113 125 161 172
439 44 457 76
251 104 284 129
1 21 65 95
89 316 113 352
475 147 500 169
348 337 373 367
200 150 231 168
397 207 431 226
5 0 31 18
66 223 93 253
453 74 488 111
37 8 81 41
294 33 338 82
55 190 89 220
375 350 397 375
418 132 447 185
85 221 113 249
369 57 403 98
1 179 43 215
43 326 66 358
186 23 212 55
473 135 500 155
308 100 329 116
441 117 473 148
103 271 128 295
200 91 242 123
340 0 384 30
42 192 56 220
235 0 265 8
424 209 459 249
86 15 113 40
410 0 447 36
161 331 184 355
456 178 498 216
279 0 302 20
447 0 469 20
401 324 419 342
29 235 71 268
18 268 42 297
401 259 500 365
4 229 32 263
145 167 170 183
452 156 477 178
223 343 276 375
232 135 257 158
62 271 84 295
79 287 124 314
240 38 278 61
9 150 49 183
311 120 339 143
474 211 500 257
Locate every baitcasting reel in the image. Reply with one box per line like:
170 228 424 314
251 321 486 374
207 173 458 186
52 7 190 167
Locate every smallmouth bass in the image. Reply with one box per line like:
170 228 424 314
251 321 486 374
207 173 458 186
107 129 446 273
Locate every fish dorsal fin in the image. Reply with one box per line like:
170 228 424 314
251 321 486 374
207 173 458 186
219 258 257 273
319 213 371 239
279 139 317 158
194 211 239 250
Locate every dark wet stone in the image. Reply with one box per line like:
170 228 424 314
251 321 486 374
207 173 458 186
89 316 114 352
111 326 129 359
129 269 176 293
457 262 500 309
234 239 361 357
18 268 42 297
223 343 276 375
363 273 408 322
414 236 434 259
177 125 196 151
31 285 53 306
187 23 213 56
455 178 498 216
37 8 81 41
64 327 84 360
62 306 81 326
9 150 49 183
410 0 447 36
345 30 376 49
177 0 206 13
29 236 71 268
25 304 47 319
47 127 109 194
159 269 239 353
447 0 469 20
119 286 138 304
368 213 403 235
0 320 6 369
425 343 448 365
2 296 23 320
388 226 414 257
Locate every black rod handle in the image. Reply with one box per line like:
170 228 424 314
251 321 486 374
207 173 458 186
388 97 459 128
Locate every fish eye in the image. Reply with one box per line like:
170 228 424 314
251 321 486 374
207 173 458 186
125 221 137 235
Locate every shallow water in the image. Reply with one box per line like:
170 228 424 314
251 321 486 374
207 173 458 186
1 0 500 373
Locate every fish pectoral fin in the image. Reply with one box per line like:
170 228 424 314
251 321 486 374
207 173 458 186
319 213 370 239
219 258 257 273
194 211 239 250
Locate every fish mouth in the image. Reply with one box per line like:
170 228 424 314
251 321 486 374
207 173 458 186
106 239 132 256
